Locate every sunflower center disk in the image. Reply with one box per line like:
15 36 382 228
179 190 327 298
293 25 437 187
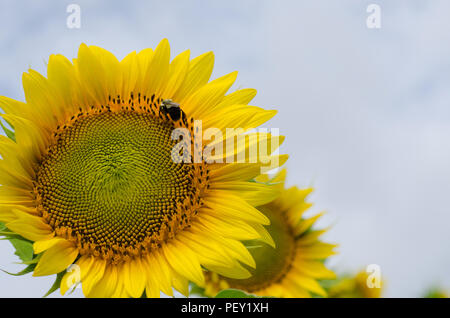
36 111 203 259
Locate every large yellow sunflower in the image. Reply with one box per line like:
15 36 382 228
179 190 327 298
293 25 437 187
201 170 337 298
0 39 286 297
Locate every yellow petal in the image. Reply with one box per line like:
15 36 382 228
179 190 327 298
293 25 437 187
81 258 106 296
172 51 214 102
219 238 256 269
0 161 33 189
292 260 336 280
1 114 48 162
171 270 189 297
135 48 154 93
143 252 173 297
204 191 270 225
209 154 289 182
195 209 261 241
7 210 53 242
87 265 118 298
279 187 313 215
0 136 35 179
162 50 190 98
183 71 237 117
0 207 19 223
293 212 324 237
33 240 78 276
203 105 276 131
249 222 276 248
89 45 122 98
206 133 285 164
142 38 170 97
34 237 66 254
123 258 146 298
22 70 64 126
216 88 257 108
120 51 139 101
204 262 251 280
162 241 204 286
297 229 328 245
290 274 327 297
297 242 338 260
47 54 84 113
143 256 161 298
177 230 234 268
111 263 127 298
76 43 107 105
209 181 281 206
0 96 28 117
77 255 95 281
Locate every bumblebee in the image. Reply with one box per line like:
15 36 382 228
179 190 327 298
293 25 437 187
160 99 181 121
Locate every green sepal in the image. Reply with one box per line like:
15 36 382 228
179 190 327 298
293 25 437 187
0 228 15 236
0 224 22 238
243 244 264 250
0 120 16 142
1 263 36 276
20 253 42 265
0 233 24 240
43 271 65 298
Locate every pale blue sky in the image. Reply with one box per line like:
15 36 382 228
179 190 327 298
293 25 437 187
0 0 449 297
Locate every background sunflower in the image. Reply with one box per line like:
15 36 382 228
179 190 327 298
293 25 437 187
196 170 337 298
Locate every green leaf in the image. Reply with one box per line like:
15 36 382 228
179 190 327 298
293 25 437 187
189 283 206 297
9 238 34 262
20 253 42 265
0 222 5 231
0 120 15 142
1 263 36 276
44 271 65 298
215 289 270 298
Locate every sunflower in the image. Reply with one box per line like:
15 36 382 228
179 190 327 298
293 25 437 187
201 170 336 298
0 39 286 297
424 288 448 298
326 271 383 298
